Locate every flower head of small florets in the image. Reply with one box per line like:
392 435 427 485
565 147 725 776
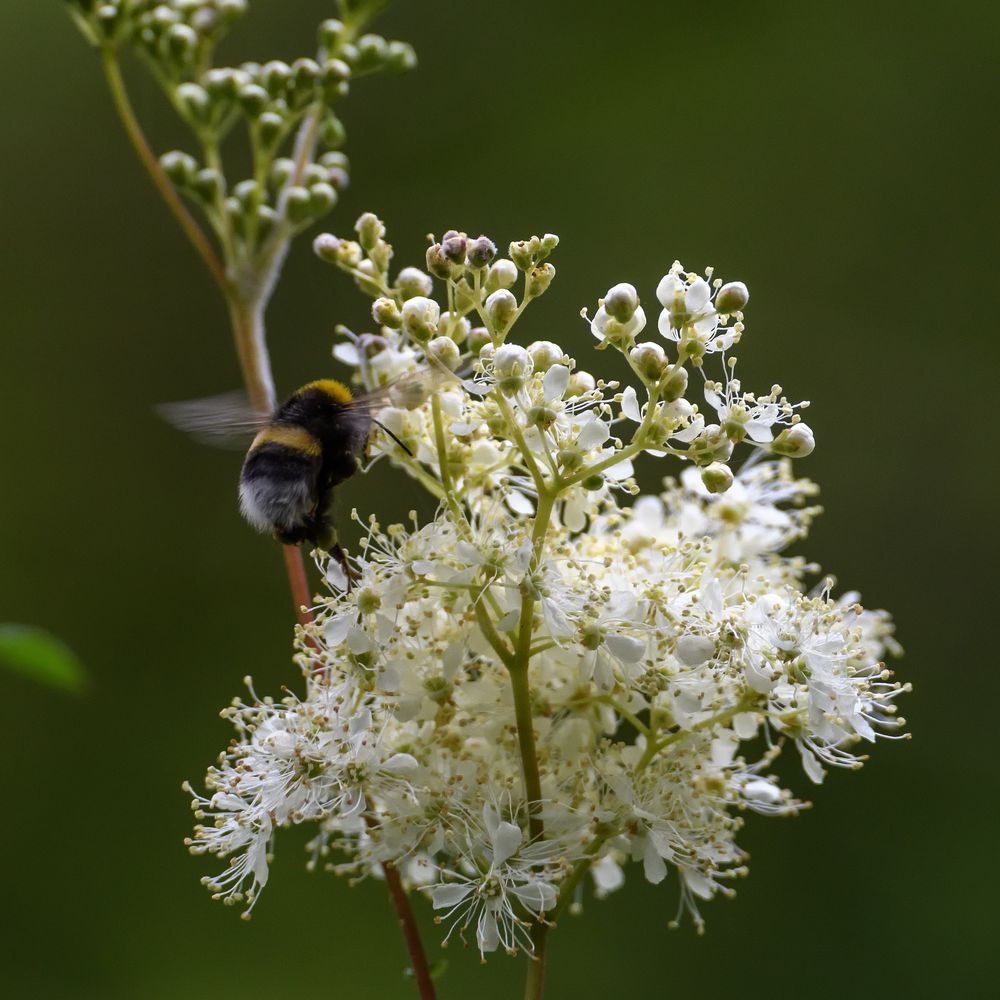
189 227 905 945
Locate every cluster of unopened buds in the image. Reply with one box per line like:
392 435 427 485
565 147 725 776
67 0 415 268
186 215 906 959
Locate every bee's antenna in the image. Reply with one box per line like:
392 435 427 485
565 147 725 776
372 418 414 457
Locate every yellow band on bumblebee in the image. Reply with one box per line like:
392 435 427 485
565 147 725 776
250 424 323 456
298 379 353 404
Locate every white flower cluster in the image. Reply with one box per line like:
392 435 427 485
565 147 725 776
188 221 906 955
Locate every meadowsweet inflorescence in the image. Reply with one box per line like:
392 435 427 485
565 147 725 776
186 219 906 955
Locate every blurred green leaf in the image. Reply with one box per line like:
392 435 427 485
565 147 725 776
0 624 85 693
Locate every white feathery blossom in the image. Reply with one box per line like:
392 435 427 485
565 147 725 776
189 223 907 956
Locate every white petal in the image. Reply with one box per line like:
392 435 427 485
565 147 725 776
798 742 826 784
643 838 667 884
621 385 641 422
591 856 625 895
432 883 472 909
477 911 501 953
543 364 570 401
577 418 611 450
682 868 714 900
323 613 354 646
605 633 646 663
511 879 557 914
332 342 361 366
506 489 536 516
686 277 711 312
655 273 683 306
382 753 419 775
733 711 760 739
657 309 680 341
491 821 524 866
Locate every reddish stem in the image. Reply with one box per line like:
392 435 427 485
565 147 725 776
282 544 315 626
383 861 438 1000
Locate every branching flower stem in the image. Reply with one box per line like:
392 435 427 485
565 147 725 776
99 36 436 1000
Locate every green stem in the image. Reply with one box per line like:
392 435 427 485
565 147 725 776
100 49 231 299
523 926 549 1000
637 700 756 771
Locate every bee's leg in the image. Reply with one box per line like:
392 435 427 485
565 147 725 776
311 481 357 591
330 542 357 593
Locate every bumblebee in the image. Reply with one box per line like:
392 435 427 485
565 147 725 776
162 373 429 561
239 379 373 551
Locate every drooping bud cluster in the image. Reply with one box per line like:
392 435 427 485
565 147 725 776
67 1 415 273
190 223 906 961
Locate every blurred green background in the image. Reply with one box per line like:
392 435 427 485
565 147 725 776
2 2 996 997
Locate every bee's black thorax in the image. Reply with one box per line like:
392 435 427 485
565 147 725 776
274 383 369 466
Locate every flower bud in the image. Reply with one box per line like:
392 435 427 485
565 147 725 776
426 242 457 281
164 23 198 66
659 363 688 402
401 296 441 343
233 179 260 209
175 83 210 125
309 182 337 216
193 167 225 203
396 266 434 300
355 212 384 252
93 4 123 42
715 281 749 314
467 236 497 269
525 263 555 299
313 233 342 264
321 59 351 102
257 112 284 148
237 84 269 116
693 424 734 466
255 205 278 242
318 18 345 50
629 342 667 383
269 158 294 190
440 312 470 344
218 0 247 23
426 336 461 371
527 405 557 429
701 462 735 494
509 240 533 271
372 297 402 329
261 60 292 97
468 327 491 353
771 423 815 458
527 341 565 371
355 33 387 72
485 259 518 293
484 289 518 338
604 283 640 323
557 448 583 473
493 344 533 395
441 230 468 265
284 185 313 224
383 40 418 73
320 113 347 149
160 150 198 188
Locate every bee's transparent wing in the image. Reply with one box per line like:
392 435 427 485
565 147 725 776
156 391 270 450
